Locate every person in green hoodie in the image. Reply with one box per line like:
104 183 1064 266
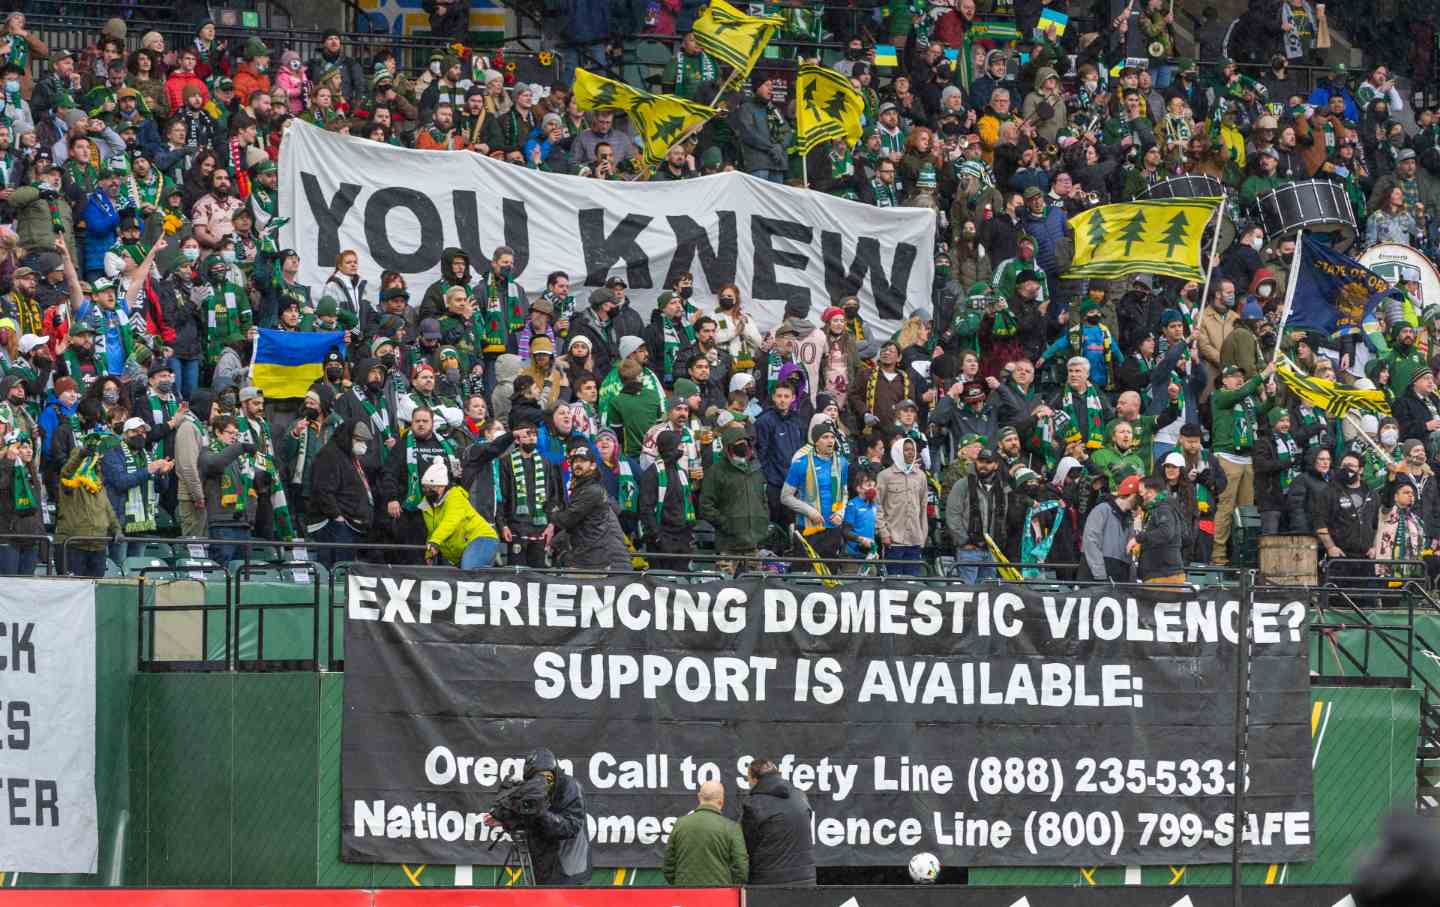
699 424 770 574
1211 360 1278 565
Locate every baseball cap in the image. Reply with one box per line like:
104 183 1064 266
122 416 147 433
239 386 264 402
1163 451 1187 469
18 334 47 354
1116 475 1143 496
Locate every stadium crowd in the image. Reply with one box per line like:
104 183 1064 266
0 2 1437 582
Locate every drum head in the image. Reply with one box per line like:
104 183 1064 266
1258 180 1356 244
1141 175 1225 201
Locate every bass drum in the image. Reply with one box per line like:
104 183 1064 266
1258 179 1357 248
1140 175 1234 255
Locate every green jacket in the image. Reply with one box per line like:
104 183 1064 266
1211 374 1264 454
607 382 663 458
55 447 121 551
698 452 771 553
1240 174 1288 212
662 805 748 887
7 184 76 257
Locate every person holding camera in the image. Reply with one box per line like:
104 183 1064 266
485 748 591 886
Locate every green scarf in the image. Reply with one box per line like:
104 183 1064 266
403 431 456 511
10 455 36 514
1233 397 1258 452
871 177 900 207
654 462 695 525
354 388 395 449
1274 432 1299 492
1142 490 1169 513
660 317 695 384
800 449 843 535
618 459 638 513
1061 384 1106 449
481 276 524 353
210 434 254 514
673 49 717 97
147 392 177 458
62 428 120 494
122 443 157 532
509 447 548 525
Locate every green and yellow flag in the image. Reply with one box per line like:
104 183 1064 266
794 64 863 154
1064 197 1222 282
571 68 719 167
693 0 783 83
1276 361 1390 419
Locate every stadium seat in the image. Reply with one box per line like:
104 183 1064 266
137 541 176 561
104 558 125 577
124 556 171 575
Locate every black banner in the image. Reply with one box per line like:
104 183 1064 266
744 887 1353 907
340 569 1314 867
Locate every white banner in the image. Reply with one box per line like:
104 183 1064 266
0 578 97 873
279 122 936 335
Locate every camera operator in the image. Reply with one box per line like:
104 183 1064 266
484 748 592 885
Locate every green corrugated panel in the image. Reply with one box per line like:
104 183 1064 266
233 674 321 883
316 672 375 887
146 674 235 885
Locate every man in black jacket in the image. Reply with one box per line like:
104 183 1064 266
1130 476 1186 584
741 757 815 886
308 419 375 568
549 442 631 571
1392 368 1440 461
1317 451 1380 584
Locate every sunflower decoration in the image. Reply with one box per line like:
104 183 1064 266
537 50 553 68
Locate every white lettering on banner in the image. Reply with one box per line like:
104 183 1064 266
279 121 936 335
0 579 98 874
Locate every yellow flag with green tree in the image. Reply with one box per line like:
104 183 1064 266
1064 197 1223 282
571 68 720 168
693 0 784 84
794 63 864 155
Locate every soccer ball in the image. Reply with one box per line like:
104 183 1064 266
908 851 941 884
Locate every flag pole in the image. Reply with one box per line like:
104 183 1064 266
1269 228 1306 365
1195 201 1225 326
1342 410 1395 463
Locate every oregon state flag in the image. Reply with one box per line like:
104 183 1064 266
1276 360 1390 419
1064 197 1222 282
572 68 719 167
251 329 345 399
795 64 863 154
693 0 783 81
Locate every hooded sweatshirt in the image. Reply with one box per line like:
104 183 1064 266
420 246 474 320
875 435 929 547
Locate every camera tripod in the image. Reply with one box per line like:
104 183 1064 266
494 827 536 887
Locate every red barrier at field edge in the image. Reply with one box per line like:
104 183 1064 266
0 889 742 907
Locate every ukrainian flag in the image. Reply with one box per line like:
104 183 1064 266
251 329 344 399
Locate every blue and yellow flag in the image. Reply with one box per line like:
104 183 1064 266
1289 236 1393 340
1064 197 1222 282
252 329 344 399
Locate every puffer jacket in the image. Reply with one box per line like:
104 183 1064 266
876 435 929 547
55 446 121 551
550 469 631 570
421 486 497 565
741 770 815 885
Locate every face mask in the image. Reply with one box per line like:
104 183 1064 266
1337 467 1356 483
731 441 750 458
678 286 692 300
1085 313 1100 324
719 296 735 309
352 441 368 457
1083 80 1098 92
498 265 513 280
430 61 441 76
4 79 18 94
1221 293 1235 307
519 440 536 452
424 489 444 504
221 249 237 264
102 387 119 404
325 366 344 381
380 352 397 369
182 247 199 262
155 379 173 394
1258 285 1273 298
366 378 384 394
845 47 864 61
1248 236 1264 251
126 434 146 450
304 406 320 420
1381 429 1400 445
